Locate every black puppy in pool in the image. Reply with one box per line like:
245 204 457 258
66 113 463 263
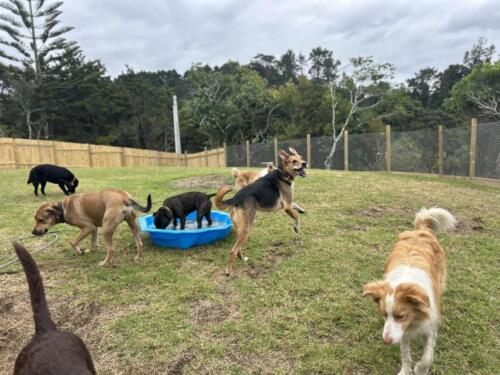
153 192 216 230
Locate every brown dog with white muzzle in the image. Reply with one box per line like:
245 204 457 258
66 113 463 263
32 188 151 266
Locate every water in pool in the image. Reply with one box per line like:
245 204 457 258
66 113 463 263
155 220 225 230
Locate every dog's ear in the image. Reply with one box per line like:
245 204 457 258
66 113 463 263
362 281 388 304
288 147 298 155
396 284 430 310
278 149 289 161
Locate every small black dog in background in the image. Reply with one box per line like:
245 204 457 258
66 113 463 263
12 243 96 374
154 191 216 229
27 164 79 196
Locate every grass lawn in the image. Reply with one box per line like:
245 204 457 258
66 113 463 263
0 167 499 374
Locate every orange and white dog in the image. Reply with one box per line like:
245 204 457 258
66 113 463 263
363 207 456 375
231 164 275 190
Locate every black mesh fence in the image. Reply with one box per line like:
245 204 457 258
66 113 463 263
224 123 499 179
443 126 470 176
226 144 246 167
249 142 274 167
310 135 344 169
349 132 386 171
391 128 438 173
476 121 500 179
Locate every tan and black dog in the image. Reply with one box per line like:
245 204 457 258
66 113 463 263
32 189 151 266
216 148 306 275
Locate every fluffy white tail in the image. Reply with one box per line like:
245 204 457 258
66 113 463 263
414 207 457 233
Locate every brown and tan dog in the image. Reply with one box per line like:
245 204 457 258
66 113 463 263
231 164 306 214
216 148 306 275
32 188 151 266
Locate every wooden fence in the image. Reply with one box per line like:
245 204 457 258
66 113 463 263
0 138 226 169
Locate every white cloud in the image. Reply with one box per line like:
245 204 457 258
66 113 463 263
60 0 500 80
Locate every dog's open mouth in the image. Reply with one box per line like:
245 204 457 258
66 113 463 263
296 167 306 177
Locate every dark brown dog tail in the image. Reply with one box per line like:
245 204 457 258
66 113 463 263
130 194 152 212
215 185 233 210
206 193 217 199
13 242 57 335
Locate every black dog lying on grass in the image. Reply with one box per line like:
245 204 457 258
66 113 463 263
153 191 216 229
27 164 79 196
12 243 95 375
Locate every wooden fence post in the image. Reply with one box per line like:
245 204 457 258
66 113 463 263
184 150 188 167
204 146 208 167
385 125 392 172
157 151 161 166
87 144 93 167
274 137 278 167
52 141 58 165
306 134 311 168
344 130 349 171
438 125 443 177
469 118 477 178
246 140 250 167
223 142 227 167
120 147 125 167
11 138 18 169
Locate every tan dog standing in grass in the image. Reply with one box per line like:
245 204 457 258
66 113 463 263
216 148 306 275
32 188 151 266
363 207 456 375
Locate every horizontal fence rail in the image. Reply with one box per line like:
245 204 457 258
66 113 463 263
0 139 225 169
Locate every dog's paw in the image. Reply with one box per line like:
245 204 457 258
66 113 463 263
243 256 249 262
293 222 300 233
98 260 110 267
397 368 413 375
134 255 142 262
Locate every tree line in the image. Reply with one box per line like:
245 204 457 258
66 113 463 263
0 0 498 160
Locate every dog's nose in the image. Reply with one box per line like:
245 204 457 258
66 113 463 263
383 335 393 345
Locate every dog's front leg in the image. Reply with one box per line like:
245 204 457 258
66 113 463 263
58 182 69 195
292 202 305 214
398 336 413 375
180 216 187 230
414 329 437 375
70 227 95 255
284 206 300 233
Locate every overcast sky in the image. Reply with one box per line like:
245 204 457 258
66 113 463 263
61 0 499 81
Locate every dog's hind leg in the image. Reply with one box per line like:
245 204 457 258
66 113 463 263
91 228 99 251
205 212 212 227
100 211 122 266
70 227 95 255
126 217 143 262
226 208 253 275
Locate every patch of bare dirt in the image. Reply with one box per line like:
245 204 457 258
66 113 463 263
166 352 195 375
357 206 412 218
246 240 298 279
455 216 487 234
189 299 231 325
171 175 231 190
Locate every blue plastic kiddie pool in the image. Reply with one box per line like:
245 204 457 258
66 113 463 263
139 210 233 249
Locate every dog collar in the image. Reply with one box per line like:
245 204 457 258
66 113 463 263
277 169 293 185
55 202 65 223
